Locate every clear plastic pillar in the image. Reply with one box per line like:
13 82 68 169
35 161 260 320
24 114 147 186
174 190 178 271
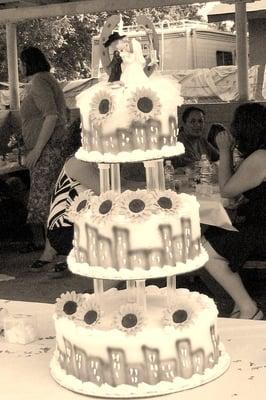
94 163 111 303
111 163 121 193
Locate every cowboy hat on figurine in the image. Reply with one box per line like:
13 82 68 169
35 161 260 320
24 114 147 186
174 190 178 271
103 32 126 48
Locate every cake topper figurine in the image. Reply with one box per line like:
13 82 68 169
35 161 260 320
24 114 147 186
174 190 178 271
104 32 125 82
100 15 160 84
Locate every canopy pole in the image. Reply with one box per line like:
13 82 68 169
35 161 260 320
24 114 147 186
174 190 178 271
235 1 249 102
6 23 20 110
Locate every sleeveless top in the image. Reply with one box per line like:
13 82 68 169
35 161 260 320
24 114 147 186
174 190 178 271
239 181 266 224
47 166 83 230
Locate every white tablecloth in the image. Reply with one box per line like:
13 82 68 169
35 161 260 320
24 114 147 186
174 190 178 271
0 299 265 400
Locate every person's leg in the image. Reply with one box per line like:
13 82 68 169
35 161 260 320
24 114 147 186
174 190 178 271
39 237 57 262
204 240 261 319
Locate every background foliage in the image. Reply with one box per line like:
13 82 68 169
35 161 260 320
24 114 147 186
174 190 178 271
0 5 207 82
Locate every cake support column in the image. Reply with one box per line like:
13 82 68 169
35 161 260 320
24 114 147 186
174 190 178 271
98 163 110 192
126 280 136 303
144 159 165 191
136 280 146 312
111 163 121 193
166 275 176 305
94 163 111 300
144 160 158 191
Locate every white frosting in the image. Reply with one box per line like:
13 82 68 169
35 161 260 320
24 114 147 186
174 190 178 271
75 143 184 164
50 286 230 397
54 287 217 362
50 348 230 398
70 190 203 277
67 246 208 280
75 72 184 162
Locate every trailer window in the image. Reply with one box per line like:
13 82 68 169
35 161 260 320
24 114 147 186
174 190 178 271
216 51 233 66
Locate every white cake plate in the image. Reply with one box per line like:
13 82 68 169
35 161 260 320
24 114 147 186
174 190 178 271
50 347 230 398
67 246 209 281
75 143 184 164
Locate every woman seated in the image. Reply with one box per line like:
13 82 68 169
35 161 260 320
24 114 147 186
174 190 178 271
30 157 145 277
204 103 266 320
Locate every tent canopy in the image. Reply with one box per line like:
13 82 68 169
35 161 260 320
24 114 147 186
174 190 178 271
0 0 214 24
208 0 266 22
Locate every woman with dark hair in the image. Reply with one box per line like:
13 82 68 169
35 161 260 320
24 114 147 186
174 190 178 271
207 122 226 151
19 46 71 267
204 102 266 320
171 106 219 167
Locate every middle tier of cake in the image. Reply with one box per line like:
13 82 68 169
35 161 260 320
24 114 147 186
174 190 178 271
67 189 208 280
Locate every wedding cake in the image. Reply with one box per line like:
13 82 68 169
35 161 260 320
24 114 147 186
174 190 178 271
50 16 230 397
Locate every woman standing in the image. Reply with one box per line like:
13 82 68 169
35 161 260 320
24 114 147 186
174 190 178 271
19 47 69 261
204 103 266 319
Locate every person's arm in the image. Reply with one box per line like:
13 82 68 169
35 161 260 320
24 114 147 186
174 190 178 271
65 157 100 195
204 139 219 162
217 132 266 197
25 114 57 169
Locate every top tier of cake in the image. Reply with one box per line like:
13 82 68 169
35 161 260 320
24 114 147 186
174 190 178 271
75 41 184 164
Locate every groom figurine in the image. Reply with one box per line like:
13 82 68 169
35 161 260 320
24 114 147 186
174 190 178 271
104 32 126 82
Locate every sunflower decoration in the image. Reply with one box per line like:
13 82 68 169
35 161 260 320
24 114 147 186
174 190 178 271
153 190 181 215
67 190 94 222
89 191 120 224
55 291 82 319
90 90 114 124
114 303 145 335
163 301 195 329
120 190 156 222
128 87 161 122
76 299 103 328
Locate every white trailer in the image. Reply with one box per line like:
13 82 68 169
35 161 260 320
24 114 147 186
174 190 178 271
91 20 236 77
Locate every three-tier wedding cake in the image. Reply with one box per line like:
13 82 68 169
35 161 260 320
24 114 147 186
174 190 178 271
50 15 230 398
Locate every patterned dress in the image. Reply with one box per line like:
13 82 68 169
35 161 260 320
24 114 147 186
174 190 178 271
20 71 70 225
47 166 85 255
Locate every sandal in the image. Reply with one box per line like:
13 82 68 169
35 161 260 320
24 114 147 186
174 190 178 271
250 309 264 320
229 309 240 318
29 259 51 271
46 262 69 279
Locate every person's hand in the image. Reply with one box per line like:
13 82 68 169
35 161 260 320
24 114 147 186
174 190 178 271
216 130 235 152
24 148 41 169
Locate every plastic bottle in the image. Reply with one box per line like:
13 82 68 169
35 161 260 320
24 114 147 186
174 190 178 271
199 154 212 184
164 160 175 189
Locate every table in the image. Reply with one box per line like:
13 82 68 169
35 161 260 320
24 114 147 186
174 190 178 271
0 299 265 400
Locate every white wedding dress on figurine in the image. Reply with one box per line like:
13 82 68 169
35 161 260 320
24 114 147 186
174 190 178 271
119 38 148 86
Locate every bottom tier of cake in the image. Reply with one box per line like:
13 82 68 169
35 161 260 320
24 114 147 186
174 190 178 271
50 286 230 397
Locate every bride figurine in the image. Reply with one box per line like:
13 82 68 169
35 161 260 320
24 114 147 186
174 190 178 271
104 32 151 85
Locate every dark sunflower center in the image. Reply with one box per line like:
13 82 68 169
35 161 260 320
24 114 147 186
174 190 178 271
76 199 87 212
99 99 110 114
99 199 112 214
172 309 188 323
122 313 138 328
84 309 98 325
63 301 77 315
137 97 153 113
129 199 145 213
158 196 172 209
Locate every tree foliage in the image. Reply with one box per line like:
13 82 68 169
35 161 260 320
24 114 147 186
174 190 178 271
0 5 204 82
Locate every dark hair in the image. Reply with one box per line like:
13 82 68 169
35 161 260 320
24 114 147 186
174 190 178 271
207 123 225 150
20 46 50 76
182 106 205 123
231 102 266 157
